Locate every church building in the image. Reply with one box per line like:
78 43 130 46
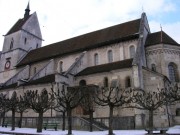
0 3 180 129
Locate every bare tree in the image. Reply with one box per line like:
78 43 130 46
24 89 55 133
0 93 8 127
6 91 19 130
16 95 30 128
80 85 97 132
95 87 132 135
131 89 166 131
53 86 83 135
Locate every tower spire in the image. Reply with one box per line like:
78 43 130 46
160 24 163 43
24 2 30 19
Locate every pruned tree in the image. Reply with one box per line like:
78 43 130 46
16 95 30 128
53 85 83 135
0 93 8 127
80 85 97 132
94 87 132 135
131 89 166 131
6 91 19 130
24 89 55 132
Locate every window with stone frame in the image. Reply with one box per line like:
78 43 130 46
129 45 135 58
94 53 99 66
151 64 156 72
59 61 63 73
110 79 119 88
10 38 14 50
107 50 113 63
103 77 109 87
125 76 131 88
34 67 37 74
168 62 179 82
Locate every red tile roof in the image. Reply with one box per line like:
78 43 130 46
76 59 133 76
17 19 140 66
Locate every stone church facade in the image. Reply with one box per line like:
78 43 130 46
0 4 180 129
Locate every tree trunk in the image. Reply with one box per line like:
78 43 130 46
89 110 93 132
67 109 72 135
37 112 43 133
62 111 66 131
1 111 5 127
11 109 15 131
149 110 154 130
109 106 114 135
18 112 23 128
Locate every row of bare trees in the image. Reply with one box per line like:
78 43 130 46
0 84 179 135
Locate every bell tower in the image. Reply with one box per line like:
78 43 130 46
0 2 42 83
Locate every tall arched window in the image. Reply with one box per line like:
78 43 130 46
94 53 99 65
151 64 156 72
108 50 113 63
168 63 178 82
59 61 63 73
104 77 109 87
129 45 135 58
10 38 14 50
125 76 131 88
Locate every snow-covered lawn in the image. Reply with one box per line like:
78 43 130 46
0 126 180 135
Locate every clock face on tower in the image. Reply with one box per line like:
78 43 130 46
5 60 11 69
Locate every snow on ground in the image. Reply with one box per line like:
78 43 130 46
0 126 180 135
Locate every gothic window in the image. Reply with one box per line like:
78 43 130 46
125 76 131 88
10 38 14 50
151 64 156 72
168 62 179 82
94 53 99 65
129 45 135 58
108 50 113 63
59 61 63 73
79 80 86 86
104 77 109 87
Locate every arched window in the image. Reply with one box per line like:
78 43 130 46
94 53 99 65
151 64 156 72
10 38 14 50
36 44 38 48
168 63 178 82
104 77 109 87
79 80 86 86
176 108 180 116
129 45 135 58
34 67 37 74
59 61 63 73
125 77 131 88
108 50 113 63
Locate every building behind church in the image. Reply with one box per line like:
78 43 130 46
0 3 180 129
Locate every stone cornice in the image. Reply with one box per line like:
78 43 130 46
146 48 180 56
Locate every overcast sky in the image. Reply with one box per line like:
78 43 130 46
0 0 180 51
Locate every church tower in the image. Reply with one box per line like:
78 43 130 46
0 3 42 83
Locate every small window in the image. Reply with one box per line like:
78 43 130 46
151 64 156 72
59 61 63 73
24 38 27 44
111 79 118 88
104 77 109 87
94 53 99 65
34 67 37 74
168 62 179 82
36 44 38 48
79 80 86 86
108 50 113 63
10 38 14 50
129 45 135 58
176 108 180 116
125 77 131 88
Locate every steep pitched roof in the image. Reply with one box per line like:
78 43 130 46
17 19 140 66
145 31 179 47
5 15 31 36
76 59 133 76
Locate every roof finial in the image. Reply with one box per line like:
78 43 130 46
24 1 30 19
160 24 163 43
